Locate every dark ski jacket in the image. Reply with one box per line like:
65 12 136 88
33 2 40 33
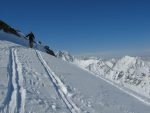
26 32 35 42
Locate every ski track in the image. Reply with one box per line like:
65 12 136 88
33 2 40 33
0 48 26 113
14 48 26 113
35 50 80 113
0 49 14 113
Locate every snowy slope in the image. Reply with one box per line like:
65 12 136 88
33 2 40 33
57 51 150 105
0 32 150 113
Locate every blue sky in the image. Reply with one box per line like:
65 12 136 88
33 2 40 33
1 0 150 56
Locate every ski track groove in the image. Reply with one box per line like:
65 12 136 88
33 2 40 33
35 50 80 113
0 48 26 113
14 48 26 113
0 49 14 113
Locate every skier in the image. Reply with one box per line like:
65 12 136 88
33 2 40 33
26 32 35 48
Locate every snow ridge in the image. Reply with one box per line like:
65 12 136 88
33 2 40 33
36 50 80 113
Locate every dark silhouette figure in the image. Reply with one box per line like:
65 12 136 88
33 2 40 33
44 46 56 57
26 32 35 48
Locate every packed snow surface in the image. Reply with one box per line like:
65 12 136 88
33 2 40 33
0 31 150 113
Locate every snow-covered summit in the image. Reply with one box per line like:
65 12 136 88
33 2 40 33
56 51 74 62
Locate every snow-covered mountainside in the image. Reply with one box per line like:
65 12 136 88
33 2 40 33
58 51 150 102
0 20 56 57
1 29 150 113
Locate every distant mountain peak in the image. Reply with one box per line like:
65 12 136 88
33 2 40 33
56 51 74 62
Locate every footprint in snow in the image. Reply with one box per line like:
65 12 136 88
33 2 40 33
42 83 45 87
29 79 32 85
33 81 36 85
36 77 39 81
52 104 56 110
29 79 36 86
1 91 4 95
